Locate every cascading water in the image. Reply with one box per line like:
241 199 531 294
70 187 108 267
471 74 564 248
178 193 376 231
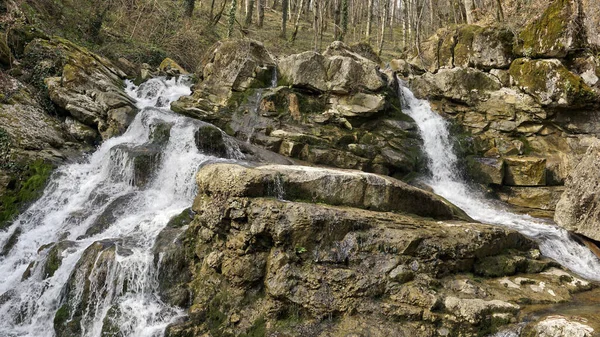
0 76 236 336
399 79 600 281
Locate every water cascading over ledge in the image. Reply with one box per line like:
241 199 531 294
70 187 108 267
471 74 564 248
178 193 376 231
0 76 242 337
398 78 600 282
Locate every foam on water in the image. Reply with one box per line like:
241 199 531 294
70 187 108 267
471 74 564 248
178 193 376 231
0 76 230 336
399 79 600 281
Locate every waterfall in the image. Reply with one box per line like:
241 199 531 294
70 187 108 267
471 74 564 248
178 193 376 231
0 76 234 337
399 80 600 281
271 67 278 88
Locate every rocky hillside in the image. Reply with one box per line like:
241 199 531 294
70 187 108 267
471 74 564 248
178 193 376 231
3 0 600 336
394 0 600 216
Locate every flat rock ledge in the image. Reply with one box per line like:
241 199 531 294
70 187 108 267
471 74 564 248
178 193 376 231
195 163 469 220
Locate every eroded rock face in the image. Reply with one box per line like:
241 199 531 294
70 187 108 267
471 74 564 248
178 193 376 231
163 162 590 337
54 240 117 337
197 39 276 103
173 41 422 179
555 143 600 241
408 25 514 73
401 0 600 211
25 38 137 139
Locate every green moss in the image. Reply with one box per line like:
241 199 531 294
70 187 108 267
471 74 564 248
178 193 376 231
53 305 69 329
296 92 327 115
516 0 575 57
454 25 483 66
0 159 53 229
44 245 62 278
167 208 194 228
205 290 232 336
510 58 597 104
240 316 266 337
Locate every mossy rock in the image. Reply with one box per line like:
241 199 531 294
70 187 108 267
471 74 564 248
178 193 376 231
453 25 483 68
167 208 194 228
7 24 49 57
509 58 597 106
159 57 189 76
515 0 583 58
194 124 228 158
0 159 53 230
0 31 13 66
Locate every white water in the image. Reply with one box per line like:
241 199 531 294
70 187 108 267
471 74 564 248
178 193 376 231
0 77 234 336
400 83 600 281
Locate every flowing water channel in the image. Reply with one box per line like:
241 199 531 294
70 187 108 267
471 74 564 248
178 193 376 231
0 76 240 337
399 82 600 282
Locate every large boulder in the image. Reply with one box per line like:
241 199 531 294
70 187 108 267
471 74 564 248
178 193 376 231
197 39 276 102
523 316 595 337
279 41 385 94
555 143 600 241
515 0 600 58
195 163 468 220
173 41 419 180
409 67 502 105
496 186 565 210
408 25 514 72
454 25 515 70
277 51 328 91
509 58 597 107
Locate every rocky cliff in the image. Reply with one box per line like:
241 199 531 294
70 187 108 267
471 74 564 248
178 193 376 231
153 163 595 337
397 0 600 213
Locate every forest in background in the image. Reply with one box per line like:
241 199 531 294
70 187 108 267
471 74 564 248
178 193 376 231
0 0 570 72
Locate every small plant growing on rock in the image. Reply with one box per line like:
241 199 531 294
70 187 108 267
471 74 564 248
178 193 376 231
295 245 307 254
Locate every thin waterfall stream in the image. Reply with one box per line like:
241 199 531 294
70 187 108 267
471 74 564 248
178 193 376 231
399 80 600 281
0 76 238 337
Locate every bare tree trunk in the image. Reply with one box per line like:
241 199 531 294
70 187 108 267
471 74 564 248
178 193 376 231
464 0 475 23
184 0 195 16
282 0 289 38
209 0 216 18
402 0 410 51
228 0 237 37
333 0 340 40
313 0 319 50
390 0 395 48
257 0 265 27
495 0 504 21
245 0 255 25
291 0 305 41
366 0 374 42
214 0 229 23
340 0 348 41
319 0 326 49
378 0 389 55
